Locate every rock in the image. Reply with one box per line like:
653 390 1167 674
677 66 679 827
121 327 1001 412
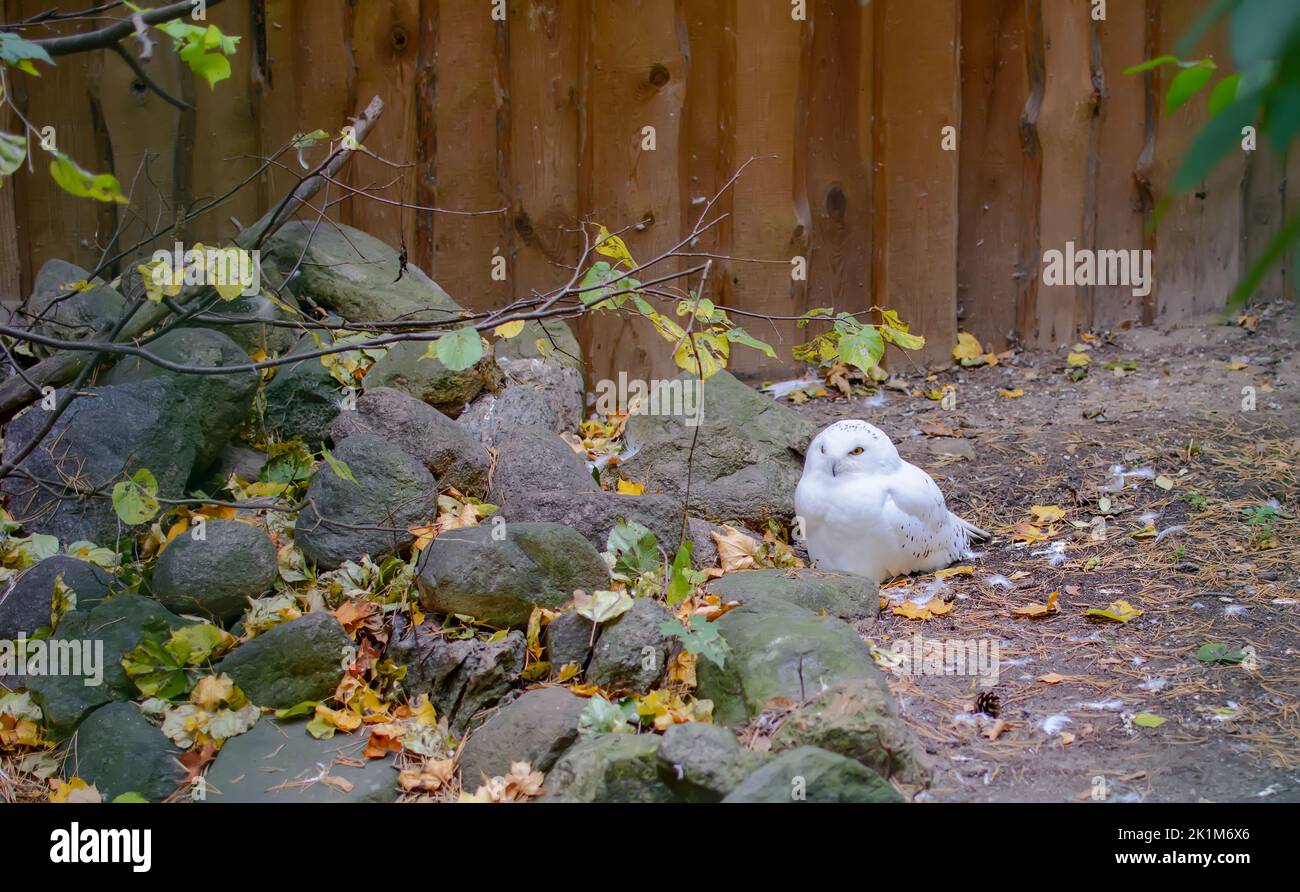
330 387 490 498
544 610 596 671
66 701 186 802
0 379 237 545
295 433 438 570
150 520 278 622
498 490 684 553
696 594 881 727
769 680 930 786
457 687 588 783
25 595 186 739
459 358 584 443
263 334 344 446
493 320 585 373
722 746 903 803
215 612 349 709
541 733 676 803
385 615 525 733
188 290 298 355
416 522 609 629
262 222 464 325
364 340 502 417
202 716 398 803
24 259 127 351
704 568 879 622
655 721 766 802
210 444 268 484
102 327 258 470
0 555 116 640
487 426 599 504
620 370 815 528
924 437 976 461
586 598 673 694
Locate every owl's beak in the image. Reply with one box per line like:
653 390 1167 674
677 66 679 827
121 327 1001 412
831 460 840 478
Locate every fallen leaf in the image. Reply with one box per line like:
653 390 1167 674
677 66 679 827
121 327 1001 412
1038 673 1064 684
710 525 759 573
934 565 974 580
1029 505 1066 525
1012 522 1048 544
1012 591 1060 618
1083 599 1143 623
892 599 955 621
998 387 1024 399
1133 713 1166 728
952 331 984 363
615 479 644 496
1067 352 1091 367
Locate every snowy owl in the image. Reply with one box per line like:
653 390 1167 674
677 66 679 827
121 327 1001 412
794 419 988 583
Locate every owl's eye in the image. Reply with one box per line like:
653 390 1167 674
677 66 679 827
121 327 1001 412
849 446 864 456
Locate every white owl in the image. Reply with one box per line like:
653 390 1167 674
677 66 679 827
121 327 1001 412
794 419 988 583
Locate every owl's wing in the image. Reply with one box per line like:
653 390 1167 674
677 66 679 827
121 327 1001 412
878 464 952 570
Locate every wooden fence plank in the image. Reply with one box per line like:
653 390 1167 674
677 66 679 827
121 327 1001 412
958 0 1032 350
427 0 509 312
580 0 688 384
1093 0 1152 331
726 0 804 379
872 0 959 365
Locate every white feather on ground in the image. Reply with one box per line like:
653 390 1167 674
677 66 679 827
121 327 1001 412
794 419 988 583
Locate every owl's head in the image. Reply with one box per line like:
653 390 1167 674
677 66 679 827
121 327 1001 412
806 419 901 478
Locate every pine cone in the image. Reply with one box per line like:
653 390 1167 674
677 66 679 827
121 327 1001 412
975 690 1001 717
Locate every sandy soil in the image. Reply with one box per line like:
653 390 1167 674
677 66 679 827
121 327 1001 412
794 301 1300 803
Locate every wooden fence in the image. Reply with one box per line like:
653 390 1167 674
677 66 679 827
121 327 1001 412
1 0 1292 383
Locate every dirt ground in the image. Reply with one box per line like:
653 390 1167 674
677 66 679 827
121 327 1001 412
793 301 1300 803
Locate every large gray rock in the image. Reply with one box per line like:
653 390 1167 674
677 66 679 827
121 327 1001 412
620 370 815 527
24 259 127 350
696 594 881 727
705 568 879 622
770 680 930 787
103 327 258 469
66 701 186 802
655 721 766 802
541 733 677 803
457 687 587 783
460 357 584 443
364 340 502 418
330 387 490 498
498 491 684 554
0 555 116 640
295 433 438 570
188 289 298 355
261 222 464 325
25 595 186 739
544 610 596 671
723 746 903 803
202 716 398 803
0 379 240 545
150 520 278 622
215 612 350 709
385 615 525 733
487 426 598 504
263 334 344 446
416 522 610 629
585 598 674 694
493 321 584 373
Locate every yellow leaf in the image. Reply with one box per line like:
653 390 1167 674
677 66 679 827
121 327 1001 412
616 479 644 496
999 387 1024 398
1011 522 1048 544
710 525 759 572
1083 599 1143 623
1029 504 1066 525
49 777 101 803
594 225 636 269
493 320 526 339
1012 590 1060 618
952 331 983 362
1067 352 1091 367
892 598 954 621
934 565 974 580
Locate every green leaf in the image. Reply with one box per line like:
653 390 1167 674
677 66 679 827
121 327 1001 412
1196 642 1246 664
274 700 318 719
111 468 160 525
1133 713 1167 728
574 590 634 625
1172 94 1258 194
0 32 53 74
111 792 149 803
432 325 484 372
1230 0 1300 68
659 615 730 669
1123 55 1181 76
49 154 129 204
1207 73 1242 115
724 326 778 360
1166 60 1216 115
320 444 358 485
836 323 885 374
1229 212 1300 305
578 694 635 737
667 541 694 607
0 131 27 182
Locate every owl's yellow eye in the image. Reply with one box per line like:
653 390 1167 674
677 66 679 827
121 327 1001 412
849 446 865 456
